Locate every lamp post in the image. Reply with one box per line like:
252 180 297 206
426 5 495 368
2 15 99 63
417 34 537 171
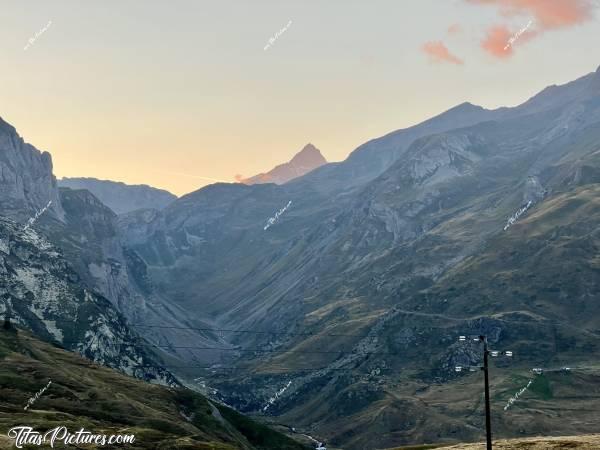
456 334 513 450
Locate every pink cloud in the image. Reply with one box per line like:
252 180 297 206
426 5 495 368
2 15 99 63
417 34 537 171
481 24 538 57
467 0 593 29
448 23 462 34
481 25 514 58
467 0 594 58
421 41 464 65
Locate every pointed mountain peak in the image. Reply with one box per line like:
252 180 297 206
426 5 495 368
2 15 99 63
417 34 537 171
242 143 328 185
298 143 318 154
451 102 485 113
290 143 327 166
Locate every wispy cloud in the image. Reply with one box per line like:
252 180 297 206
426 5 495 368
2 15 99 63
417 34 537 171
421 41 464 65
467 0 595 58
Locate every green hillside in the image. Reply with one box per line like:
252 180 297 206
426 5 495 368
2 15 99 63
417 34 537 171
0 327 308 450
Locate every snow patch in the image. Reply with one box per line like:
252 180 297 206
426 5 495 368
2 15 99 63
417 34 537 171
43 320 64 343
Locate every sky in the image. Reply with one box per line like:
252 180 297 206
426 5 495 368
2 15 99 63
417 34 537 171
1 0 600 196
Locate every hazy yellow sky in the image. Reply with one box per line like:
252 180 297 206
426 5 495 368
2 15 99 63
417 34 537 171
1 0 599 195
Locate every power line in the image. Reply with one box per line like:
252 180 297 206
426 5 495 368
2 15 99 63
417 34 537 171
63 336 450 375
108 341 405 356
53 310 600 347
42 318 600 381
529 364 600 374
64 360 388 374
81 330 472 360
129 324 378 339
127 313 600 341
134 365 390 373
63 340 439 356
13 333 380 376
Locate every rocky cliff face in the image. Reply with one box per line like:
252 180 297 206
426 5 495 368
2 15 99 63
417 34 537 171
0 216 175 385
0 117 64 222
44 187 220 364
242 143 327 185
59 177 176 214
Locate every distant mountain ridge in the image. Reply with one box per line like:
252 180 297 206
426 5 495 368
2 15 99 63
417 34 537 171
59 177 176 214
242 143 327 185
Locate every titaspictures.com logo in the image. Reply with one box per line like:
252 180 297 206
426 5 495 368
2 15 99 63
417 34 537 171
7 426 135 448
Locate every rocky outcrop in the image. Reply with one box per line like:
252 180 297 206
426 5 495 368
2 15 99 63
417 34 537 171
0 216 175 385
0 117 64 222
53 187 229 364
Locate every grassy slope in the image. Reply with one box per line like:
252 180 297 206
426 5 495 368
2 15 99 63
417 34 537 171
432 184 600 323
389 434 600 449
0 328 308 450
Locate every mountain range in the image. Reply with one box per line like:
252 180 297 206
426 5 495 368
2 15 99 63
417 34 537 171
2 64 600 449
57 143 327 213
116 65 600 448
59 177 177 214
